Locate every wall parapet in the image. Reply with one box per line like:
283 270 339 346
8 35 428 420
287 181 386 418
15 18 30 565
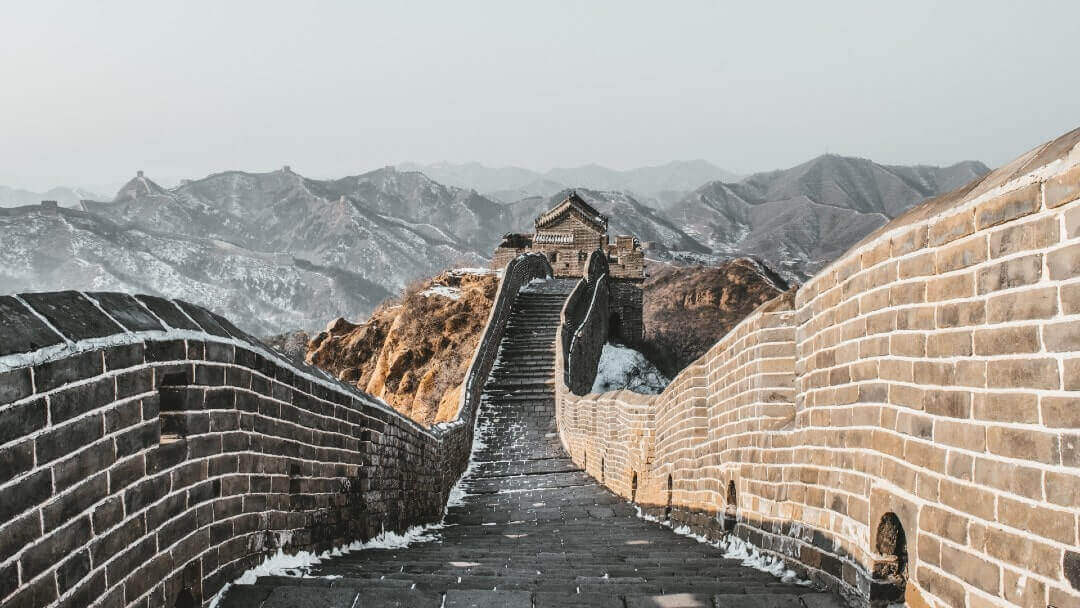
555 128 1080 608
0 253 552 608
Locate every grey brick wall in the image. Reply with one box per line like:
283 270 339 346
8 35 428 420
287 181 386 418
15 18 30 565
0 289 490 608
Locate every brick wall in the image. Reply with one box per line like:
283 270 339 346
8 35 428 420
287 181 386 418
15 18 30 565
0 253 552 608
555 128 1080 607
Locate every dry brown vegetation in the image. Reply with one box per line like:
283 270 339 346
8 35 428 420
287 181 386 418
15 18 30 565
640 259 788 377
306 270 500 427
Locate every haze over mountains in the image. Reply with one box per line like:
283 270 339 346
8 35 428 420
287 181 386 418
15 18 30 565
0 185 104 208
0 153 988 335
397 160 741 205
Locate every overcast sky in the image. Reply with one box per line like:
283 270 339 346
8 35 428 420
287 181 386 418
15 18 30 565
3 1 1078 192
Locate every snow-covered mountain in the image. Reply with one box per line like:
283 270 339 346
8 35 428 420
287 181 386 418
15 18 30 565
667 156 989 280
0 153 987 334
0 205 389 333
397 160 741 205
82 167 507 294
0 185 104 208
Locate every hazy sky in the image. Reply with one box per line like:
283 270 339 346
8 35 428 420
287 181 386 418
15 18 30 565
3 1 1078 191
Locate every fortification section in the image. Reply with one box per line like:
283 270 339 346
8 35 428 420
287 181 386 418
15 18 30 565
555 128 1080 607
0 254 552 608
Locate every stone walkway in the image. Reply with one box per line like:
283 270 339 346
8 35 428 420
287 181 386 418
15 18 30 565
220 281 842 608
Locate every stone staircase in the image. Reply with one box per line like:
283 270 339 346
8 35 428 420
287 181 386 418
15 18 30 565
219 278 841 608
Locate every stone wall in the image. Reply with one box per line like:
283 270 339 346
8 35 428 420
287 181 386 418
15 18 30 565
555 128 1080 607
0 254 551 608
608 279 644 345
561 251 610 395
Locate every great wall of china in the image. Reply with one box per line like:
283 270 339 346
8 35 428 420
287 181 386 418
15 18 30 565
556 128 1080 607
0 128 1077 608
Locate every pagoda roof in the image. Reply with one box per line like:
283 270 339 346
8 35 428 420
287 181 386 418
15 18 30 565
534 191 608 232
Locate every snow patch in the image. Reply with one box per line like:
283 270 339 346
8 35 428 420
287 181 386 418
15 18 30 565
420 285 462 300
634 506 809 586
207 523 444 607
591 343 669 394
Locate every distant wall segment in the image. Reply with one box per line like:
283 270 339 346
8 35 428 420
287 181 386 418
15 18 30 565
555 129 1080 607
0 255 551 607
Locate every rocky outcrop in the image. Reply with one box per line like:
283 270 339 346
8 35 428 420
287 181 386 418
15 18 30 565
307 269 500 426
641 258 788 376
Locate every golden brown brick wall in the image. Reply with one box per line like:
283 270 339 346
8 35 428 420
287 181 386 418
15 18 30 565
555 128 1080 608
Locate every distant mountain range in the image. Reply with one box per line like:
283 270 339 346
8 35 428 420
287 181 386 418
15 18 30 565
397 160 741 205
0 154 988 335
666 156 989 278
0 185 104 208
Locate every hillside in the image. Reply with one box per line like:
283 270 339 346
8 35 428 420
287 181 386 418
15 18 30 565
641 259 788 376
306 269 500 427
398 160 740 205
82 167 506 295
0 184 103 208
667 156 989 279
0 205 388 333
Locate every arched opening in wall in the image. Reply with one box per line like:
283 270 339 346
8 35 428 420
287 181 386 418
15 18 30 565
601 458 605 483
608 312 622 345
174 589 196 608
549 251 559 264
723 480 737 532
873 512 908 602
665 475 673 522
631 472 638 503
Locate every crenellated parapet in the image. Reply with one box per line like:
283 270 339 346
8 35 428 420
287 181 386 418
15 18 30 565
555 128 1080 607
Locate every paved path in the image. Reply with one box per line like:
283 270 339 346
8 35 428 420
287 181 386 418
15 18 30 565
220 281 842 608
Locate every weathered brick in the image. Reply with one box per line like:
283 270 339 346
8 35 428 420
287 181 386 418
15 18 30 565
988 358 1060 391
987 426 1060 464
895 306 934 330
936 237 987 274
975 183 1041 230
20 515 92 580
926 331 971 357
989 215 1059 257
929 210 974 246
1048 242 1080 280
986 286 1058 322
36 414 104 463
974 458 1043 501
935 301 984 328
973 325 1040 355
889 333 925 357
0 397 46 446
998 496 1075 544
898 251 935 278
0 368 33 404
922 390 971 418
916 565 967 608
1065 357 1080 391
1067 203 1080 239
49 377 115 423
1043 319 1080 353
1042 395 1080 428
1045 471 1080 508
976 253 1042 294
975 392 1038 423
984 528 1062 579
939 543 999 596
1045 163 1080 208
926 273 973 301
933 420 984 451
